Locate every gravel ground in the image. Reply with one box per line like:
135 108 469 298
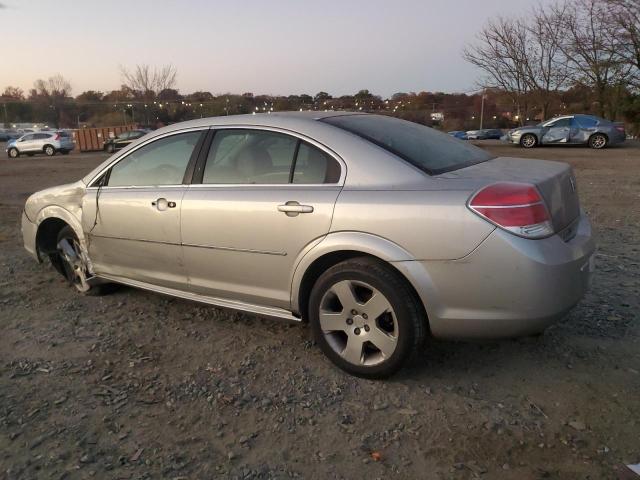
0 141 639 479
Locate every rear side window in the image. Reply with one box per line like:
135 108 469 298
293 142 341 184
203 130 297 184
202 129 341 185
574 116 598 128
321 114 492 174
107 131 202 187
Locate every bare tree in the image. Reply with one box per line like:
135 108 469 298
606 0 640 88
33 74 72 98
552 0 630 117
463 17 531 125
526 4 572 119
120 64 177 98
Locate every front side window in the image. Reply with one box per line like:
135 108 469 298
107 131 201 187
545 118 572 128
321 114 492 175
203 129 298 184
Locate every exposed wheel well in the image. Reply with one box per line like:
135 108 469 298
296 250 428 330
43 144 55 151
589 132 608 141
36 217 69 257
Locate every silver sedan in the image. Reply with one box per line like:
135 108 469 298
21 112 595 378
505 114 626 149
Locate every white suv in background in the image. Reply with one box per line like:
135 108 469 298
6 131 75 158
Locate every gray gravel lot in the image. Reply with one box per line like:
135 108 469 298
1 141 639 479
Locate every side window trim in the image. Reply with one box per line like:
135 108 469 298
189 126 344 186
87 128 208 188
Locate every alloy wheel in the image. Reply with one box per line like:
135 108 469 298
521 134 536 148
56 236 91 292
318 280 398 366
591 134 606 149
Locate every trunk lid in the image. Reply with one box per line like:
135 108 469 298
438 157 580 233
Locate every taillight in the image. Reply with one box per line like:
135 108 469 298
468 182 553 239
53 133 60 140
614 125 625 133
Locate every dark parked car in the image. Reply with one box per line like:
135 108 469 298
504 114 626 149
103 129 148 153
448 131 468 140
466 129 503 140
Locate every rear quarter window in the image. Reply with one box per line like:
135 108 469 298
321 114 492 174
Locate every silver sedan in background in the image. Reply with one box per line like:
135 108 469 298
21 112 595 378
505 114 626 149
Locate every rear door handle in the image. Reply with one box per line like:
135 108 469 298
278 201 314 216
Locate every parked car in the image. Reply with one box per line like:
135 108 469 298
448 130 468 140
466 128 503 140
0 130 21 142
505 114 626 149
6 131 75 158
103 129 149 153
21 112 595 378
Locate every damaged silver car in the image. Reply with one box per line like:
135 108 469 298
22 112 595 378
505 114 626 149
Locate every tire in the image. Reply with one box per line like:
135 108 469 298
44 145 56 156
309 257 426 379
588 133 608 149
54 225 117 296
520 133 538 148
8 148 19 158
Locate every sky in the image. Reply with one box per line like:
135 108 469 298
0 0 553 98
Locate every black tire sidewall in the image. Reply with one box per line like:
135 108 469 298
9 148 19 158
45 146 56 156
309 259 421 378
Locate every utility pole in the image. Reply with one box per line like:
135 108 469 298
479 88 486 130
2 102 8 128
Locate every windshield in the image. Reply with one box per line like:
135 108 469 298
321 114 493 174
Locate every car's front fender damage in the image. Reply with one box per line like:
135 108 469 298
23 181 91 271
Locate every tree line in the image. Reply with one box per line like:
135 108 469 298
464 0 639 125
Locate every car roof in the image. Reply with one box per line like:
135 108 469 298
82 111 429 189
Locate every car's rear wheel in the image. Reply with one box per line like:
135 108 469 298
44 145 56 156
309 257 425 379
54 226 116 296
589 133 607 149
8 148 19 158
520 134 538 148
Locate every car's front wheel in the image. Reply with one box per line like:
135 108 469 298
589 133 608 149
8 148 19 158
44 145 56 156
520 134 538 148
309 257 426 378
53 226 116 296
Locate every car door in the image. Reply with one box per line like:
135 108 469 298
18 134 36 152
541 117 572 144
82 129 206 289
180 127 344 309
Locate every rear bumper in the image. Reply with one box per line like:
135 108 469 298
395 212 595 339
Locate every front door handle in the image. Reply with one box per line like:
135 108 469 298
151 198 176 211
278 201 314 217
